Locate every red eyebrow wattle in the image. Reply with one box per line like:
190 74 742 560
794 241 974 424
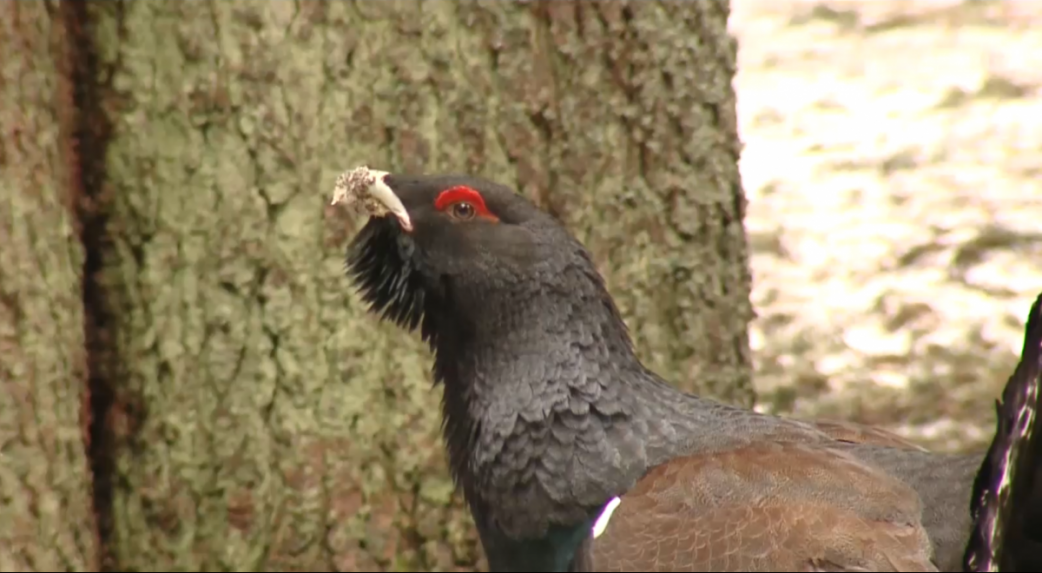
434 186 494 218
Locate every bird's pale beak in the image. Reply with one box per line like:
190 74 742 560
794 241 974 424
332 166 414 233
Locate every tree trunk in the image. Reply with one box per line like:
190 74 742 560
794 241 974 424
0 2 99 571
81 1 751 570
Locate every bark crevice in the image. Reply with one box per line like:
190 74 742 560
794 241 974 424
61 2 118 569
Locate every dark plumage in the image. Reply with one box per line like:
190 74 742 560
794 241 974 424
963 295 1042 571
342 171 1042 572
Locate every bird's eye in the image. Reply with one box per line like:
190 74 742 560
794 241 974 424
451 201 476 220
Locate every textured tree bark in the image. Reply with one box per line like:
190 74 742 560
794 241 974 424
0 3 99 571
82 0 751 570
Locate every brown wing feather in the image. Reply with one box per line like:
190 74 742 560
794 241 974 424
808 419 928 452
590 441 937 572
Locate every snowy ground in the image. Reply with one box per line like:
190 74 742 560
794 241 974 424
732 0 1042 453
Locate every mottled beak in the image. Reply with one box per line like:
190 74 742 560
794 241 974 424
331 166 413 233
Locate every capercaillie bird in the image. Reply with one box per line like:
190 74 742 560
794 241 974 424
334 168 1042 572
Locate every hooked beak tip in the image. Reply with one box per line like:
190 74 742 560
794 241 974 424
333 166 413 233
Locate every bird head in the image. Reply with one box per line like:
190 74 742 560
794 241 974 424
341 168 595 347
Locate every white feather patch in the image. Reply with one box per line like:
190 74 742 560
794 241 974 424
331 166 413 232
592 496 621 539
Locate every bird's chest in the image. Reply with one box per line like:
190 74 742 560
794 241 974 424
450 361 638 539
463 422 636 550
470 417 566 500
469 375 579 481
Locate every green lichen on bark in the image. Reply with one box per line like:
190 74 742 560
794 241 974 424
86 1 751 570
0 2 99 571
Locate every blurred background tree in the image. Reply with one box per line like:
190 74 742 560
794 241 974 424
2 1 752 570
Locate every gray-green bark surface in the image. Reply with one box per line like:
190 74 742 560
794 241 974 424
83 1 751 570
0 2 99 571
